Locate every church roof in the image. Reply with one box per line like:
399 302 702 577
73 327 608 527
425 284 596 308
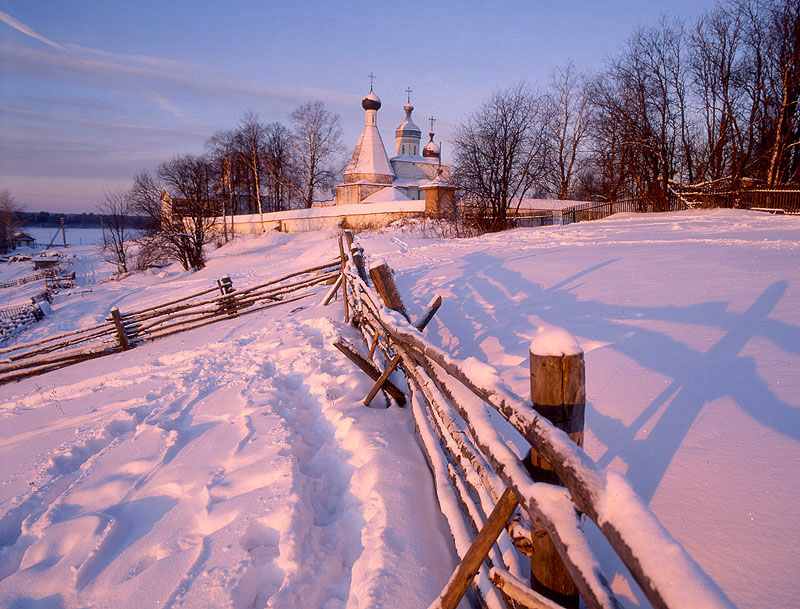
395 102 421 138
345 90 394 178
345 123 394 177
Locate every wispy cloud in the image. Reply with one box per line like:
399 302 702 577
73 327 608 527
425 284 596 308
141 92 195 124
0 10 64 50
63 43 204 73
0 38 359 117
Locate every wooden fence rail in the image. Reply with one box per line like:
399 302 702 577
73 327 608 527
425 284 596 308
0 269 55 289
560 198 687 225
0 260 339 385
333 232 736 609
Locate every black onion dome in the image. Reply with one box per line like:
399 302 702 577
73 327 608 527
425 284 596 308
362 89 382 111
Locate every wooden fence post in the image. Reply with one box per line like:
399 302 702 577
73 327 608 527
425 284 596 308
527 329 585 609
368 262 409 321
344 230 367 281
110 307 131 351
216 275 237 317
338 237 350 324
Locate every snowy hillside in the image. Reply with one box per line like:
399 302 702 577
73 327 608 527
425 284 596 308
1 209 798 609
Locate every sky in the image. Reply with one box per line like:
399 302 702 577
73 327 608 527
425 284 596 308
1 0 720 213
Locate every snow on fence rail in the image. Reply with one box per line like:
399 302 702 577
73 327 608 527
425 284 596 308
332 231 736 609
0 260 339 385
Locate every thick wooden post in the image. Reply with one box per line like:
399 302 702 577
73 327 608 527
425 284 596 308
527 329 585 609
368 262 409 321
110 307 131 351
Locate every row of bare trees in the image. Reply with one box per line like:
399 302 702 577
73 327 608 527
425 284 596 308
99 101 344 272
454 0 799 230
0 189 25 255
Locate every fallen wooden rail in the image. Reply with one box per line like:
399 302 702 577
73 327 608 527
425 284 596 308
332 232 736 609
0 260 339 385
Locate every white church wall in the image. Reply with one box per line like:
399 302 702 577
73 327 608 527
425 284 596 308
211 201 426 234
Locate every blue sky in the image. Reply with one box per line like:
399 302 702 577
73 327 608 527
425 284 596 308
1 1 718 212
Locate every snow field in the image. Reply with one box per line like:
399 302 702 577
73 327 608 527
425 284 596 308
0 209 798 609
361 209 800 609
0 231 458 608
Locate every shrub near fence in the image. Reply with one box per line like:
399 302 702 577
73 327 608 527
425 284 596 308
333 232 735 609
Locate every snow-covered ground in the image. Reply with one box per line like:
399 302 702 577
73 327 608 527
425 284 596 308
1 209 798 609
19 227 105 249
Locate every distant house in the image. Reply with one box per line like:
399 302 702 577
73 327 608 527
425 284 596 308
11 232 35 249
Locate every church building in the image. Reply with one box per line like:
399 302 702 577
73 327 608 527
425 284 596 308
335 85 455 218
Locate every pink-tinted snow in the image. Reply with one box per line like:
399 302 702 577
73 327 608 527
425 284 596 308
1 209 798 609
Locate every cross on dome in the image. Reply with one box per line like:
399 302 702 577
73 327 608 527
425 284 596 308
429 116 436 133
405 86 413 103
367 72 376 90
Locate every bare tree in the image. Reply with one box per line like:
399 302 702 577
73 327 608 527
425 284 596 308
264 122 294 211
544 62 592 199
763 0 800 185
289 101 344 208
206 129 240 241
589 19 687 209
126 158 218 271
97 190 133 274
0 189 23 254
236 111 270 228
452 82 549 231
129 171 162 221
690 5 747 184
156 155 219 270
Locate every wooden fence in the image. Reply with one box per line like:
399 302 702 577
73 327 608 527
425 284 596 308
0 269 55 289
560 198 687 225
332 232 735 609
674 185 800 213
0 261 339 385
0 302 47 345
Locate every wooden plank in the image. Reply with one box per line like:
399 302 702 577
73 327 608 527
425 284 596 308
368 262 409 321
321 273 343 306
333 338 406 405
436 487 519 609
